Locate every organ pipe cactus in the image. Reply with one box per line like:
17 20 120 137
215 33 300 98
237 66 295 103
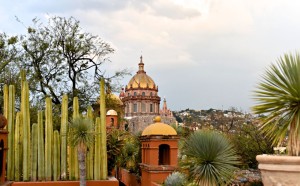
94 117 101 180
71 97 80 180
7 85 15 180
45 97 53 181
100 78 107 180
86 106 94 180
31 123 38 181
60 94 68 180
22 81 30 181
53 130 60 181
3 84 8 125
37 111 45 181
14 112 21 181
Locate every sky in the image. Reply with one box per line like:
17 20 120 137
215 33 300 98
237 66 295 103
1 0 300 112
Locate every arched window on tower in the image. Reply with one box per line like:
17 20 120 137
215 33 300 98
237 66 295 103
150 104 153 112
134 92 137 96
142 92 145 96
159 144 170 165
110 118 114 127
150 92 153 96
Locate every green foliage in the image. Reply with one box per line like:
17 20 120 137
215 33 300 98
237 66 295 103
230 123 273 168
68 117 94 148
107 129 125 175
252 52 300 156
171 124 191 138
164 172 187 186
118 133 141 174
181 130 240 186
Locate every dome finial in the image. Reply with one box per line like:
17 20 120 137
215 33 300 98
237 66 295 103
138 56 145 73
153 116 161 123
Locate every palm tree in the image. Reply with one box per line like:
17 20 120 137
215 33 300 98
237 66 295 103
107 129 125 175
181 130 239 186
69 117 94 186
252 52 300 156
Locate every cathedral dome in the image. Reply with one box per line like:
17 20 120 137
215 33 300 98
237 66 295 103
126 56 156 89
142 116 177 136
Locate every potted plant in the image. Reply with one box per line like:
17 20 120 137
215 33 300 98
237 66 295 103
253 52 300 185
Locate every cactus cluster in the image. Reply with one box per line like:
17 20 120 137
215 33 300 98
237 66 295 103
3 74 108 182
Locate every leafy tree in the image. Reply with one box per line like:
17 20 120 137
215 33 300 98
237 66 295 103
0 33 20 73
20 16 128 108
0 33 21 106
69 117 94 186
230 122 273 168
180 130 240 186
252 52 300 156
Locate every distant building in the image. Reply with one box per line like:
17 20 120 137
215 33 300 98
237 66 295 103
120 56 176 133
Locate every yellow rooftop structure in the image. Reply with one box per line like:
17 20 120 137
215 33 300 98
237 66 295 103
142 116 177 136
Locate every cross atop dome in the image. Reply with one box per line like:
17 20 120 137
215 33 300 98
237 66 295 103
138 55 145 73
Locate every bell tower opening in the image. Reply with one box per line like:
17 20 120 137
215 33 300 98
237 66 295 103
159 144 170 165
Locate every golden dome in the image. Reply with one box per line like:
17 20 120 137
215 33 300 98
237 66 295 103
127 56 156 89
106 109 118 116
142 116 177 136
108 94 123 105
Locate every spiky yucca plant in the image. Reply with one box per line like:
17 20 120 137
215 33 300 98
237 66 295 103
181 130 239 186
253 52 300 156
69 117 94 186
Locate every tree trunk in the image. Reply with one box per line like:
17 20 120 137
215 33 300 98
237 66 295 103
78 144 86 186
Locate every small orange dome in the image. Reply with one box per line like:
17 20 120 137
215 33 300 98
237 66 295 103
142 116 177 136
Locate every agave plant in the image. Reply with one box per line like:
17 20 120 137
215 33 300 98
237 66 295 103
252 52 300 156
69 117 94 186
164 172 187 186
181 130 239 186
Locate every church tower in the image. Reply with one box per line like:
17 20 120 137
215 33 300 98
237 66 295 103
121 56 161 132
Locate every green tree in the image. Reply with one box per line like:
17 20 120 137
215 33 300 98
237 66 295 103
20 16 128 108
180 130 240 186
230 122 273 168
69 117 94 186
252 52 300 156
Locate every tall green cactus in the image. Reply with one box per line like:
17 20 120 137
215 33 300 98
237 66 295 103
31 123 38 181
14 112 21 181
53 130 60 181
60 94 68 180
94 117 101 180
3 85 8 125
45 97 53 181
100 78 107 180
69 97 80 180
86 106 94 180
37 111 45 181
7 85 15 180
22 81 30 181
